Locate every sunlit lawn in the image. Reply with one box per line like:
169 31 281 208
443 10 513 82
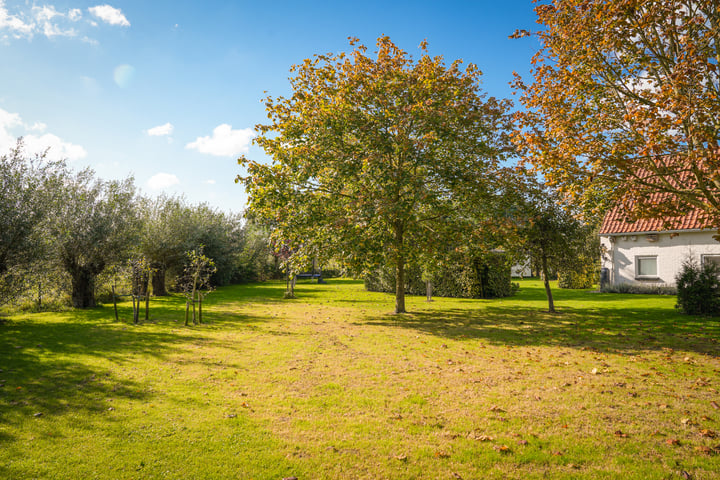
1 279 719 479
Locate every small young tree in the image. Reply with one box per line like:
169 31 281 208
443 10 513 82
129 256 154 324
508 181 594 313
180 249 216 325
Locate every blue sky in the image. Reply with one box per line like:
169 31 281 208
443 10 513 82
0 0 539 212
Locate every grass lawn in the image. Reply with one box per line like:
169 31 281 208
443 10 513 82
1 278 719 479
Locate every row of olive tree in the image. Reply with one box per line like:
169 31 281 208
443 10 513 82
0 139 277 309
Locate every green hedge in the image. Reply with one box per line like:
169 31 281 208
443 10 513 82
365 252 517 299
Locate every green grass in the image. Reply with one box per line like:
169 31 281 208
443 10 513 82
1 279 719 479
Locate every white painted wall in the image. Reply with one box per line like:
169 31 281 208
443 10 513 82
600 230 720 286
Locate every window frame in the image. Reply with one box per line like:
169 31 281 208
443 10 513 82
702 254 720 269
635 255 659 279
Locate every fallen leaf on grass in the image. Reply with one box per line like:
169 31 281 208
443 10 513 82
517 439 529 446
681 471 692 480
614 430 628 438
393 454 407 461
694 446 714 455
681 418 697 426
489 405 505 413
434 450 450 458
711 401 719 410
552 451 563 456
493 445 510 453
468 433 493 442
699 429 716 438
666 438 681 446
451 473 463 479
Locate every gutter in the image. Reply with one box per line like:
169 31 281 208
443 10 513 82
599 228 715 237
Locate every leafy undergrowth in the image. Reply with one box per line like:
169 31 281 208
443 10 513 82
1 279 719 479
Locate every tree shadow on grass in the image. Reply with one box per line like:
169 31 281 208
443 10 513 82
0 310 207 449
357 302 720 356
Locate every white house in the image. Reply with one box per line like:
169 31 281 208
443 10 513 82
599 207 720 287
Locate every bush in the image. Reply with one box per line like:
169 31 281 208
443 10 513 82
675 259 720 316
558 268 595 289
600 282 676 295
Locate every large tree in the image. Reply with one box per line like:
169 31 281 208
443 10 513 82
50 171 139 308
138 195 195 295
513 0 720 227
238 36 511 313
0 139 66 305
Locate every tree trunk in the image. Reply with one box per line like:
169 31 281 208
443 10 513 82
395 257 406 313
70 268 97 308
112 284 119 322
426 280 433 302
152 266 167 296
541 252 555 313
394 223 406 314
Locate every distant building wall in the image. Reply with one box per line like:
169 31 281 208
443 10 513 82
600 230 720 287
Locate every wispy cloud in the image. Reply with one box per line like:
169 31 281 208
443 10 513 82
186 124 254 157
146 122 174 137
147 172 180 190
0 107 87 160
88 5 129 27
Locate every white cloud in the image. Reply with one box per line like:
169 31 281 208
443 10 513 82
0 1 34 38
146 122 173 137
0 2 87 40
147 173 180 190
23 133 87 160
203 179 216 185
0 107 86 161
186 124 254 157
88 5 129 27
28 122 46 132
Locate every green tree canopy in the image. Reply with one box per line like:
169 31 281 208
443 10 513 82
50 171 139 308
0 139 67 305
238 36 512 313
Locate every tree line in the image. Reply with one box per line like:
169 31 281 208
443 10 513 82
0 139 278 310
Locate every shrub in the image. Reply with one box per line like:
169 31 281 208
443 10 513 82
558 268 595 289
600 282 676 295
675 259 720 316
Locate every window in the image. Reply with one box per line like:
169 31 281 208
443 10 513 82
703 255 720 269
636 256 658 278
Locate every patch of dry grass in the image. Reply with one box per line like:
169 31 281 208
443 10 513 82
1 279 719 479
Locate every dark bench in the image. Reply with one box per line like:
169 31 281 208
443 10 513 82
295 272 326 283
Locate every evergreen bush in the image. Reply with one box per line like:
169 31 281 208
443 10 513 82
675 259 720 316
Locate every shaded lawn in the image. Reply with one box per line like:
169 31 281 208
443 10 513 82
0 279 719 479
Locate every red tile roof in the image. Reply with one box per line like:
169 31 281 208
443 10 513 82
600 205 710 234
